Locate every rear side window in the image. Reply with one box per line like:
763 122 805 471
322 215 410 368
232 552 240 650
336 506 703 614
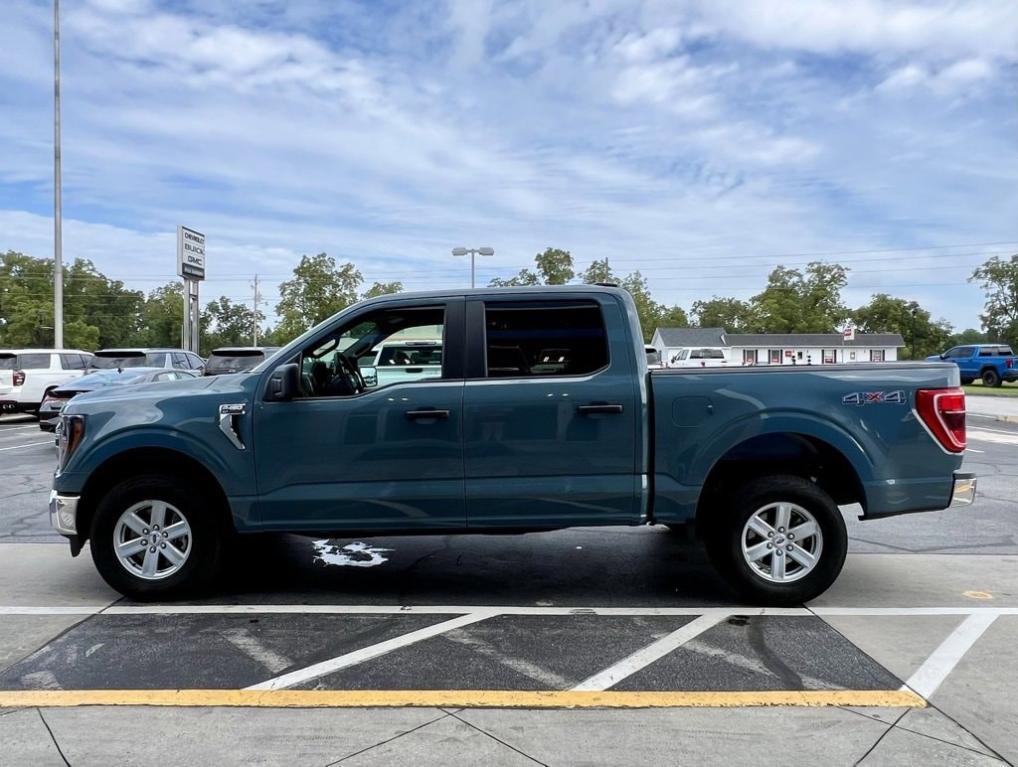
0 355 15 370
92 353 147 369
60 353 87 370
482 301 609 378
18 353 50 369
145 352 168 367
206 352 264 374
171 353 188 368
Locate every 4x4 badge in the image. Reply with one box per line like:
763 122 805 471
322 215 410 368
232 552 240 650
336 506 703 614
843 390 906 406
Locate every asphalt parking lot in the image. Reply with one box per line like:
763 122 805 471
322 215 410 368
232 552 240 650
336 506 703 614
0 411 1016 765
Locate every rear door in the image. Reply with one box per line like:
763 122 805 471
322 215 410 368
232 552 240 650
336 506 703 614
462 293 641 528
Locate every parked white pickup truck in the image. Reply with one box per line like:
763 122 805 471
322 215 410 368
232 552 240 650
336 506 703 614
359 340 442 389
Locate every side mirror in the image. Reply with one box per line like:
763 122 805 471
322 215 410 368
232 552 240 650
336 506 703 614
266 363 300 401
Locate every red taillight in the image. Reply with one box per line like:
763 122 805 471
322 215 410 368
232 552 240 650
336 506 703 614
1008 358 1014 369
916 388 966 453
13 370 25 387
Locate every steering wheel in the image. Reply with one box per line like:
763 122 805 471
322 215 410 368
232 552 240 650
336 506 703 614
338 354 366 394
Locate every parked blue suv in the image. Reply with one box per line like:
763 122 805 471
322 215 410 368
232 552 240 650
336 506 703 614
927 344 1017 387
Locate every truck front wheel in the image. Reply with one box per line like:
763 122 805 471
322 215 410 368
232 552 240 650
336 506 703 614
90 475 222 600
704 475 847 606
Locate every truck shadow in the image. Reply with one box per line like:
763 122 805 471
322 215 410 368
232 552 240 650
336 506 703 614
209 526 740 607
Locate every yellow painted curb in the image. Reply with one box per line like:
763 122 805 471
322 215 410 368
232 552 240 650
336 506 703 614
0 689 926 709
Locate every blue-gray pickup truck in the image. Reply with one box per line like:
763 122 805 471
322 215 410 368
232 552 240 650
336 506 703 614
49 286 976 604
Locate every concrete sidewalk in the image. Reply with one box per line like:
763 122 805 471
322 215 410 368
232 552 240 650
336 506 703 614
967 394 1018 423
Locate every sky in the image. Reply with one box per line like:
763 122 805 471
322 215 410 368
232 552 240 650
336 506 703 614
1 0 1016 331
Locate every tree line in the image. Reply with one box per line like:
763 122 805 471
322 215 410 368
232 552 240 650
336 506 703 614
1 247 1015 358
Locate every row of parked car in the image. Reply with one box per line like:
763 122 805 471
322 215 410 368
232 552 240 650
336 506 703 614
0 346 279 430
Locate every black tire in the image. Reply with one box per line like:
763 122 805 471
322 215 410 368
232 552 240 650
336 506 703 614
960 377 974 386
90 474 223 600
703 475 847 606
981 369 1001 387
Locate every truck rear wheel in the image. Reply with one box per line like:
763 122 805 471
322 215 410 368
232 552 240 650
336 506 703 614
981 369 1001 387
704 475 847 606
90 475 222 600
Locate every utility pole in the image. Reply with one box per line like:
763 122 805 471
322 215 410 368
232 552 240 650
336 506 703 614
53 0 63 348
251 274 262 346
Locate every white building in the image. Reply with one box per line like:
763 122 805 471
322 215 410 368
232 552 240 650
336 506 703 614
651 327 904 367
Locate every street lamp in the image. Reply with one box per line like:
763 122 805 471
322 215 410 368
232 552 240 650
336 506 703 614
452 246 494 288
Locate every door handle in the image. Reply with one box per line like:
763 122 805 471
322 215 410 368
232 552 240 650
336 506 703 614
577 403 624 415
405 409 450 420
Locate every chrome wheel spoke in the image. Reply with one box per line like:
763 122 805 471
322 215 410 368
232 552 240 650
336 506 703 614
122 512 148 536
149 501 167 530
141 547 159 576
117 538 147 558
163 521 189 542
161 542 186 566
787 545 817 569
770 551 786 580
745 541 772 562
774 503 791 532
788 520 817 541
746 516 774 539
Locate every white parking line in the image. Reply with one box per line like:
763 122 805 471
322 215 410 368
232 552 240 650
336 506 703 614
1 605 1016 616
572 614 726 691
902 612 999 699
0 440 53 452
245 612 494 691
967 428 1018 445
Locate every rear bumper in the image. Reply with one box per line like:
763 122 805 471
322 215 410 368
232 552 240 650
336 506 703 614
950 472 977 507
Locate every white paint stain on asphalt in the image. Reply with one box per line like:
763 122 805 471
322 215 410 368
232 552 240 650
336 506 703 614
312 540 393 568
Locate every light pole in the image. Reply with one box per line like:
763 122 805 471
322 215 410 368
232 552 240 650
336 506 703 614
53 0 63 348
452 246 494 288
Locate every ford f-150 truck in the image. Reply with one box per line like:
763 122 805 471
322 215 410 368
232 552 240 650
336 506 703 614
926 344 1016 387
49 286 976 604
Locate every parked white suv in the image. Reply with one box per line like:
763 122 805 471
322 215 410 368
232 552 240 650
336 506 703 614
0 349 92 414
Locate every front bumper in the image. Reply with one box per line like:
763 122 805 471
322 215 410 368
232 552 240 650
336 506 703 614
950 472 977 507
49 490 79 535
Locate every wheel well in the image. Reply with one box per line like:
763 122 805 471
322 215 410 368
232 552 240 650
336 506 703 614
979 366 997 375
695 433 864 535
76 448 234 543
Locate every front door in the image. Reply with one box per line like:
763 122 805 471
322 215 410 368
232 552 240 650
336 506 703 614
253 299 465 532
462 294 641 529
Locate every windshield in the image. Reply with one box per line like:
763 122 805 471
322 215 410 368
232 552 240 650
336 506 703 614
206 353 264 374
91 353 149 369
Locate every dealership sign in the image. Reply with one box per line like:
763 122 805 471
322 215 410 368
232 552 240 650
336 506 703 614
177 226 206 280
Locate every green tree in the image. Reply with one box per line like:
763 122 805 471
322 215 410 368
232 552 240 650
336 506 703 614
970 254 1018 347
489 269 541 287
276 253 363 339
618 271 688 342
362 281 403 299
534 248 574 285
751 262 849 333
140 283 184 348
201 296 264 354
580 258 616 285
690 297 758 332
852 294 951 359
947 328 988 347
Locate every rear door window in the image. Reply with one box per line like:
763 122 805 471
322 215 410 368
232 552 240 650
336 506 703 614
482 301 609 378
145 352 169 367
18 353 50 369
171 353 189 369
60 353 87 370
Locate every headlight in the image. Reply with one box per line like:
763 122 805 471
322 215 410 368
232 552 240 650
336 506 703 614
57 414 86 471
